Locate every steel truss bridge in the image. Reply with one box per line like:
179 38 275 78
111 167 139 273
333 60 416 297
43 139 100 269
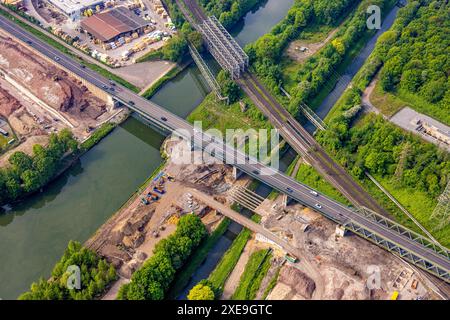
198 16 249 79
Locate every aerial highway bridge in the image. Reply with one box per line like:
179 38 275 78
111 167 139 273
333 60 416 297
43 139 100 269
178 0 391 217
0 13 449 285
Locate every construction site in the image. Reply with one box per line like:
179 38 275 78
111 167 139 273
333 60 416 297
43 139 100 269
0 32 123 160
83 138 444 300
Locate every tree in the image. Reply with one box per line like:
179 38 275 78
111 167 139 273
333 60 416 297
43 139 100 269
162 35 188 62
217 70 241 103
187 31 203 52
188 283 215 300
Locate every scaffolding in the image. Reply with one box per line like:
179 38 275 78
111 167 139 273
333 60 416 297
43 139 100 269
229 186 265 212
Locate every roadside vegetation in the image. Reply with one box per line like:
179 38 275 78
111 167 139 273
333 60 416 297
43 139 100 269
19 241 117 300
117 214 207 300
231 249 272 300
295 163 351 205
0 129 77 205
317 0 450 246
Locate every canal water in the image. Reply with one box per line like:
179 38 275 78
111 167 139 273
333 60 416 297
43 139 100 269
0 0 295 299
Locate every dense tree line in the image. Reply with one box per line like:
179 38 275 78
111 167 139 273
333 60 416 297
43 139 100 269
19 241 117 300
0 129 77 205
377 0 449 109
245 0 391 116
117 214 207 300
316 0 450 199
199 0 264 29
317 87 450 199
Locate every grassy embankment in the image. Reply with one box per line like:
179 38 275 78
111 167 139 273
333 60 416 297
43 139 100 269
231 249 272 300
208 214 260 293
370 81 450 126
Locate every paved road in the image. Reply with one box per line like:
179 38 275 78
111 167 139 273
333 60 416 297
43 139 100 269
1 13 449 283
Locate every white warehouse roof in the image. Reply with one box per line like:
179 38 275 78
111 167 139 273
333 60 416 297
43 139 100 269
48 0 104 16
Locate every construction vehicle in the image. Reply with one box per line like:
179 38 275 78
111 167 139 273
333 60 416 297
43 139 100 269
148 192 159 201
153 186 165 194
390 291 399 300
285 253 299 263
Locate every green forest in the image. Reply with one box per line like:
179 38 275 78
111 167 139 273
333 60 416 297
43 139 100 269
245 0 393 116
0 129 78 205
19 241 116 300
317 0 450 244
376 0 450 123
117 214 207 300
199 0 264 29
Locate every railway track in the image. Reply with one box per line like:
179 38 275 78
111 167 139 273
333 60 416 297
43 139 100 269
239 73 389 215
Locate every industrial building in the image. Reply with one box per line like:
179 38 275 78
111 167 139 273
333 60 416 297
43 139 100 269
48 0 105 21
80 6 150 43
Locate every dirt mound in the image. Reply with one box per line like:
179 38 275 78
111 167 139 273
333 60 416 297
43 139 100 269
0 35 106 119
0 87 21 117
279 266 316 299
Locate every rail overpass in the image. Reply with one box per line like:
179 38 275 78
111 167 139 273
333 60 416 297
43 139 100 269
1 14 449 284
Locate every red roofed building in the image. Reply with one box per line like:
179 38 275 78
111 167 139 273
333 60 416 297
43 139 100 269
80 6 150 43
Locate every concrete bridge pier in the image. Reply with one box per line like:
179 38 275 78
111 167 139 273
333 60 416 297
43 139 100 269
282 194 294 208
232 167 244 180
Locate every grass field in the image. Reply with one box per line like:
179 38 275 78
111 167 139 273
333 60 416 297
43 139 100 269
231 249 272 300
208 227 252 291
208 214 260 292
187 94 271 133
374 175 450 247
262 266 280 300
295 163 351 205
370 80 450 125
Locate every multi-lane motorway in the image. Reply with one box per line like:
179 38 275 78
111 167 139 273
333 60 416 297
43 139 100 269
0 13 449 283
